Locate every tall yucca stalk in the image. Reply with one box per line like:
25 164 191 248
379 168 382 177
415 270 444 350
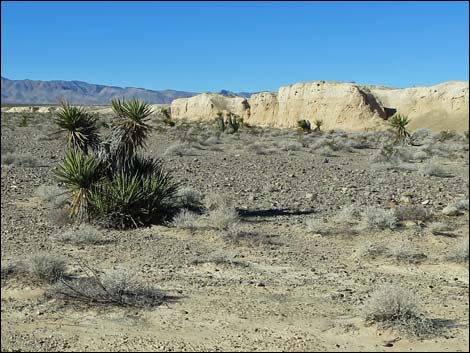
54 100 100 154
54 150 105 217
110 98 153 157
389 113 411 142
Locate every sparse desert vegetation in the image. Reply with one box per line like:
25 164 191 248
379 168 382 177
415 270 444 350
1 107 469 351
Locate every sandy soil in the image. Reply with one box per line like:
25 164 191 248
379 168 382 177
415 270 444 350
1 112 469 352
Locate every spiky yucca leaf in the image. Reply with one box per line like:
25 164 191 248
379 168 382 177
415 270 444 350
54 150 105 216
297 119 311 132
54 100 100 153
110 98 153 157
313 119 323 131
389 113 411 142
88 162 178 229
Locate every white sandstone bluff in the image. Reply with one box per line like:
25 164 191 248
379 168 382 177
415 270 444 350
171 80 469 132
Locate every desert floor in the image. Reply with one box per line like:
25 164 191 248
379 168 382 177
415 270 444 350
1 112 469 352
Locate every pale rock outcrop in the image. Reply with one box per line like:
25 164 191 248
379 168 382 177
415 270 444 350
369 81 469 132
248 92 278 126
273 81 387 130
171 93 249 121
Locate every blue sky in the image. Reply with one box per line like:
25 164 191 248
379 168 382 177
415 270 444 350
1 1 469 92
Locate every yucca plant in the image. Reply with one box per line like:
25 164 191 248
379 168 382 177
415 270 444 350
54 100 100 154
88 168 177 228
389 113 411 143
54 150 105 217
313 119 324 132
110 98 153 157
297 119 311 133
52 97 182 229
215 111 225 132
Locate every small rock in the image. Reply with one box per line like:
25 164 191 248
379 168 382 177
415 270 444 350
305 193 315 201
421 199 430 205
442 205 460 216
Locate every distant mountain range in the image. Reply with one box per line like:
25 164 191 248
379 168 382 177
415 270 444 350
0 77 254 104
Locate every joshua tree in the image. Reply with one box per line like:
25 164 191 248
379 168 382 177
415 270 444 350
388 113 411 143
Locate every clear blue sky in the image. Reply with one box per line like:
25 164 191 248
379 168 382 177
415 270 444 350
2 1 469 92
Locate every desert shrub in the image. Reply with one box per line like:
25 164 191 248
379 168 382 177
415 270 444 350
317 146 335 157
370 144 399 164
437 130 457 142
363 284 437 337
170 210 200 232
47 208 74 227
59 225 109 245
35 184 68 207
428 222 453 235
394 205 432 222
419 161 449 177
277 140 303 152
359 241 389 258
246 142 273 155
1 262 25 280
412 128 434 143
305 217 331 235
347 136 371 149
452 199 469 211
1 152 38 167
176 187 204 211
29 253 67 283
412 150 429 161
202 136 221 146
333 205 361 225
203 193 231 211
447 238 469 263
391 242 427 263
164 143 197 156
361 207 397 230
207 206 239 231
51 266 167 307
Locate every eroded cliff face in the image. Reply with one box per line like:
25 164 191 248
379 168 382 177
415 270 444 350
272 81 387 130
170 82 389 130
170 93 250 121
368 81 469 131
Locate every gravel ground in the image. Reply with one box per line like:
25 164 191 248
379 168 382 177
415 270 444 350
1 112 469 351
